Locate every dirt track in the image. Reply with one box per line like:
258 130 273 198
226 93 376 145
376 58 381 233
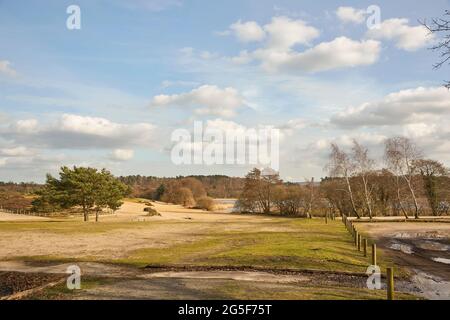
0 260 406 300
358 222 450 300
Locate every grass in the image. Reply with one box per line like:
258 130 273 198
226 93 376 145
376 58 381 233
0 217 393 274
213 281 419 300
1 215 419 300
0 216 402 276
117 219 380 274
0 220 176 235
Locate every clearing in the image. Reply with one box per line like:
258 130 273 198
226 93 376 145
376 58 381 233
0 201 432 299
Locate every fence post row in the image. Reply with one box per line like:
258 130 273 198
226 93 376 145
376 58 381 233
343 217 393 300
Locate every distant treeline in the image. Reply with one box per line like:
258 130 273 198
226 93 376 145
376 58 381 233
118 175 246 200
236 137 450 219
0 182 41 210
0 182 42 194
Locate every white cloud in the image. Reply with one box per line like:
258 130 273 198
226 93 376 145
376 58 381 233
4 114 156 149
264 16 320 49
332 87 450 128
366 18 434 51
150 85 246 117
226 17 380 73
229 20 266 43
13 119 39 133
226 16 319 49
0 146 34 157
0 60 17 77
254 37 381 73
403 123 437 139
111 149 135 161
336 7 366 24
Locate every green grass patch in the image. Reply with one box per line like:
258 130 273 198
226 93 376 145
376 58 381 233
213 281 419 300
118 220 378 274
0 220 174 235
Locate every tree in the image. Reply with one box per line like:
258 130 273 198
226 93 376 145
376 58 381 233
320 178 351 217
154 184 166 201
33 166 128 221
237 168 281 214
196 196 215 211
351 140 375 219
384 137 423 219
414 159 448 216
371 170 395 217
180 177 207 200
422 10 450 88
327 143 361 219
175 187 196 207
304 178 316 219
94 169 129 222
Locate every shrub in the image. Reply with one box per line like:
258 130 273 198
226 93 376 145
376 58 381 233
143 207 161 216
196 196 216 211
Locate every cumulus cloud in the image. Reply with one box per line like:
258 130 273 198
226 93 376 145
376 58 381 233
229 20 266 43
226 17 380 73
336 7 367 24
3 114 156 149
0 146 35 157
264 16 320 49
254 37 380 72
150 85 246 117
110 149 135 161
13 119 39 133
280 37 380 72
331 87 450 128
366 18 434 51
0 60 17 77
403 123 438 139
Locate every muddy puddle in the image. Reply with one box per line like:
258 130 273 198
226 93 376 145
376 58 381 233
384 232 450 300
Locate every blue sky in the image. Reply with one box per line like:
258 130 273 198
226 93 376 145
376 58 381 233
1 0 450 182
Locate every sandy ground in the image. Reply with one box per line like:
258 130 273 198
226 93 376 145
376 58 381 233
0 201 276 261
357 222 450 300
0 212 51 222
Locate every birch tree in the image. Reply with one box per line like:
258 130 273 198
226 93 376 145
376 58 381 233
327 143 361 219
384 137 423 219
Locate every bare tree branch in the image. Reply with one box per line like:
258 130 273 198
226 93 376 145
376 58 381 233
421 10 450 88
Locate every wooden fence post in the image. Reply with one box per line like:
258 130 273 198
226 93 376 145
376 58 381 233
363 239 368 257
357 234 361 251
387 267 394 300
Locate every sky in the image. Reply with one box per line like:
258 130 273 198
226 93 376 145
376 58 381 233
1 0 450 182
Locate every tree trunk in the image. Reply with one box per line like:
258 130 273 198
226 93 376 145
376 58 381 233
362 175 373 219
345 176 361 219
83 205 89 222
405 177 420 219
395 177 409 219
